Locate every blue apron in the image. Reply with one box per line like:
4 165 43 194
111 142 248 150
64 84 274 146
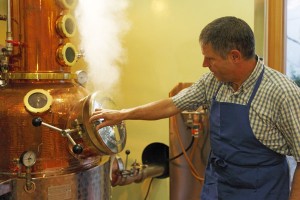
201 69 290 200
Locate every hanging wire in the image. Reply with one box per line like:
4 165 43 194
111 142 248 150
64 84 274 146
142 132 193 200
169 136 194 161
144 111 207 199
143 178 154 200
171 116 204 182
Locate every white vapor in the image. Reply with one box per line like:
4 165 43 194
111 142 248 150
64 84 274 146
75 0 130 92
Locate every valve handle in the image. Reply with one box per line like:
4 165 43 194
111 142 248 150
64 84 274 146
32 117 43 127
32 117 83 155
73 144 83 154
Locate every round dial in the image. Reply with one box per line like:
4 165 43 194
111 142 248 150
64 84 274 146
20 151 37 167
75 70 88 85
24 89 53 113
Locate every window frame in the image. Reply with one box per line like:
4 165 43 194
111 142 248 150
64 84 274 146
266 0 286 73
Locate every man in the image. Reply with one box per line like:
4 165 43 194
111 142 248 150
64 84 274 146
89 16 300 200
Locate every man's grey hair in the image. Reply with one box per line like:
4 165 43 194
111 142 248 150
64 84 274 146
199 16 255 59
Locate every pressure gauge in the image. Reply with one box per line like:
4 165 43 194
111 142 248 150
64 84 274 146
75 70 88 85
20 151 37 167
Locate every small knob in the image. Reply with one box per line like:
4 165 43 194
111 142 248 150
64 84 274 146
32 117 42 127
73 144 83 154
125 149 130 169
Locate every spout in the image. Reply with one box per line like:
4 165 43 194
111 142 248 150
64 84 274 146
111 142 169 186
111 157 167 186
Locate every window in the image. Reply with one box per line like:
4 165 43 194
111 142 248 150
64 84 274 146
286 0 300 85
266 0 300 86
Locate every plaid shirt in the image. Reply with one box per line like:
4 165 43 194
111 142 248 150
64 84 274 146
172 58 300 161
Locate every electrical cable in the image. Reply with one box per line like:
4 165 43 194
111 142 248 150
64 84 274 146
143 178 154 200
186 110 210 169
189 137 199 159
172 116 204 182
144 110 207 199
168 136 194 161
142 125 195 200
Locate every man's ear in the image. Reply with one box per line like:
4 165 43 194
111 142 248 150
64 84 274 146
229 50 242 63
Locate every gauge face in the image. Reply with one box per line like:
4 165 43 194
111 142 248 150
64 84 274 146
75 70 88 85
24 89 53 113
28 92 48 108
21 151 37 167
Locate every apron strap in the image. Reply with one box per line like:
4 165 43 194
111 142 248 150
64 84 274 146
212 83 223 100
247 67 264 107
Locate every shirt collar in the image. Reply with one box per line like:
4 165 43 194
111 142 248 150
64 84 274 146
226 55 264 94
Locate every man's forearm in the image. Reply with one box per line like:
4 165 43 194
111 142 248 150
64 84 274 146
121 98 181 120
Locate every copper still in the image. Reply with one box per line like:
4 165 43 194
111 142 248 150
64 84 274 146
0 0 170 199
0 0 127 199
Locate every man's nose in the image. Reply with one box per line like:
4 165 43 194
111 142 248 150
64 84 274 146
202 58 210 68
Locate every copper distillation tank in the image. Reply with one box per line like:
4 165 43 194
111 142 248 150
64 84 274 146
0 0 170 199
0 0 129 199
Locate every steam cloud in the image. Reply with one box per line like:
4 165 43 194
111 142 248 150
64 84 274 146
75 0 130 92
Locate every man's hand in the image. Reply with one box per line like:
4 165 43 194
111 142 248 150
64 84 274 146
89 108 124 131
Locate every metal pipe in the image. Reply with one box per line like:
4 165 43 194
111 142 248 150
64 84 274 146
25 167 33 191
133 164 165 183
6 0 13 52
6 0 11 32
112 163 165 186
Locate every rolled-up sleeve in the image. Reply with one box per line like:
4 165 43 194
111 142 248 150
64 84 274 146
171 73 215 111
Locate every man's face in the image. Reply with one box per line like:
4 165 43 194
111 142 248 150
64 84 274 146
201 43 235 83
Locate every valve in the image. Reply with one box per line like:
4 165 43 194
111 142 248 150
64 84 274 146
5 39 25 47
181 105 208 138
125 149 130 170
110 143 169 186
32 117 83 154
181 111 203 137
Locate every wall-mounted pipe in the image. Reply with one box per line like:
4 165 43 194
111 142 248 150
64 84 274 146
111 143 169 186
